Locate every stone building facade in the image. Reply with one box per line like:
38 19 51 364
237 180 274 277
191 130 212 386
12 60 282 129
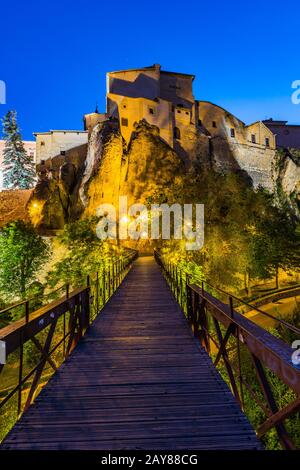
34 130 88 164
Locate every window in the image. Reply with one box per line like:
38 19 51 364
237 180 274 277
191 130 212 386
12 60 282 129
41 159 45 165
185 111 189 115
174 127 181 140
121 117 128 127
265 137 270 147
177 109 181 113
251 134 256 144
60 150 66 156
230 128 235 138
212 121 217 128
198 119 202 126
41 141 45 146
123 104 127 109
149 108 154 115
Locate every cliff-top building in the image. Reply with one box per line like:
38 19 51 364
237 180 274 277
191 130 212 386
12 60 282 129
84 64 275 150
33 64 300 193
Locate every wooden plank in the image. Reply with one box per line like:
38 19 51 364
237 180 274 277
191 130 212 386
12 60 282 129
1 257 260 450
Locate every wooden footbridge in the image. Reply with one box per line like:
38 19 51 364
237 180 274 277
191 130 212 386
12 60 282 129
1 253 300 450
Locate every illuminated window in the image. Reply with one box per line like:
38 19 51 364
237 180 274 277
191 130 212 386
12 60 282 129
174 127 181 140
230 128 235 138
265 137 270 147
251 134 256 144
121 118 128 127
212 121 217 128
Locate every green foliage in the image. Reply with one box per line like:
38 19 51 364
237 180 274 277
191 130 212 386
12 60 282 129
47 218 122 289
1 110 35 189
159 169 300 295
0 221 50 301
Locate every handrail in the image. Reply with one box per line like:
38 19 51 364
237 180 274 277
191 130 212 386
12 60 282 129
0 249 138 442
153 250 300 336
0 284 67 318
154 249 300 450
0 250 138 325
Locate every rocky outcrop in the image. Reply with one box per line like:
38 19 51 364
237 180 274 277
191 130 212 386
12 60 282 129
27 145 87 230
25 119 300 230
274 148 300 215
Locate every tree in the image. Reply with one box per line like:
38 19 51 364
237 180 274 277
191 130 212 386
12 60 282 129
47 218 109 288
249 208 300 289
1 110 36 189
0 221 49 299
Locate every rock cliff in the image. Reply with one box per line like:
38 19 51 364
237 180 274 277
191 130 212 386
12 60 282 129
26 119 300 230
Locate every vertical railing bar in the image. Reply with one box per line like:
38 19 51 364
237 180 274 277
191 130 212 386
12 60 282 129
17 330 24 416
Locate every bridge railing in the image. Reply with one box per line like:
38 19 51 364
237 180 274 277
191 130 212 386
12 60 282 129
0 250 138 441
154 250 300 450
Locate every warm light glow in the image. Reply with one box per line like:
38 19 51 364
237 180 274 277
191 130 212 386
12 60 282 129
28 199 44 227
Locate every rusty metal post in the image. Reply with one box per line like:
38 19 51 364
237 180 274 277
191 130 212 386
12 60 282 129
25 300 29 324
96 271 99 315
229 296 234 318
17 330 24 416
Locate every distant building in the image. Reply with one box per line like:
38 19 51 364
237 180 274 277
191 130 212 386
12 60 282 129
34 130 88 164
0 140 36 190
263 119 300 149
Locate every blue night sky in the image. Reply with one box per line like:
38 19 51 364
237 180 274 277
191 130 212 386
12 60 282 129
0 0 299 140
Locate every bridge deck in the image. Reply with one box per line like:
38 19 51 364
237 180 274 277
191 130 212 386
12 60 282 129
2 257 260 450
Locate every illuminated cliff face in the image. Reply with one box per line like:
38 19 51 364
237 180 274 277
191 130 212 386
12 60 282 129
82 119 185 217
26 116 300 231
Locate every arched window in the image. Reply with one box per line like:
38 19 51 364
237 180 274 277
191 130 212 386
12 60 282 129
174 126 181 140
